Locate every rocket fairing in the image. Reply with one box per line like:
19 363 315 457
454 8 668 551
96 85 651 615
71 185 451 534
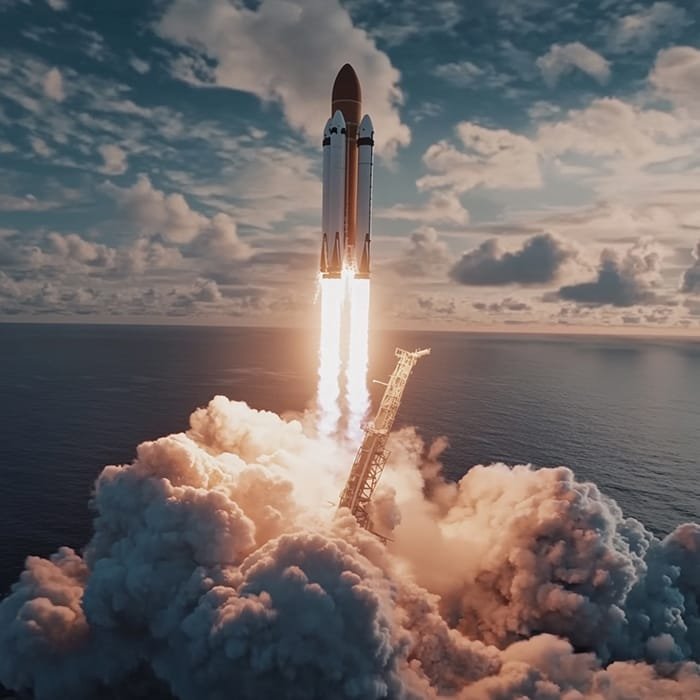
320 64 374 279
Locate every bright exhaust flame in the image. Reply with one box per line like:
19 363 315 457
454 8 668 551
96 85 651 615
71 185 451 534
317 277 343 437
317 269 370 442
346 275 370 441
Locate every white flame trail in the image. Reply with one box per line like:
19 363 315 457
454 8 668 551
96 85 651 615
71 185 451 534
346 275 370 442
317 277 343 437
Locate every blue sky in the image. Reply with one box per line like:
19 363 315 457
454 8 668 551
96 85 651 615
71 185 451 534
1 0 699 331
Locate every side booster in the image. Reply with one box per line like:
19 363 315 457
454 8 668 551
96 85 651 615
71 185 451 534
319 64 374 279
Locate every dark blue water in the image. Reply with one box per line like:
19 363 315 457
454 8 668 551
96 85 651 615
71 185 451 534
0 324 698 594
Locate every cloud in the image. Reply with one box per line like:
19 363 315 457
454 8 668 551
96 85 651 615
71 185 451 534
2 398 700 697
45 232 117 268
103 175 208 244
377 190 469 226
0 229 183 281
650 46 700 111
30 136 52 157
390 227 452 277
190 213 252 262
450 234 576 286
103 175 251 257
129 56 151 74
0 193 62 212
432 60 511 90
416 296 456 317
609 2 690 52
0 228 258 317
191 277 222 302
42 67 65 101
156 0 410 157
418 123 541 194
680 241 700 293
354 0 462 47
537 97 690 165
46 0 67 9
433 60 482 86
557 241 664 307
473 297 532 313
98 144 127 175
536 42 611 86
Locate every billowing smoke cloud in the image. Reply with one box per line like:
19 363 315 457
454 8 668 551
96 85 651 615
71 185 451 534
450 233 575 286
1 397 700 699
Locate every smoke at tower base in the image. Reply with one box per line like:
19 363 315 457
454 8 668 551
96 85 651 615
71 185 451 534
1 396 699 699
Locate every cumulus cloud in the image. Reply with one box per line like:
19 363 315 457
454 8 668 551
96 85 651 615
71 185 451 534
557 240 664 307
378 190 469 226
46 0 68 10
190 213 252 262
42 67 65 101
450 233 576 286
536 42 611 86
609 2 690 51
98 144 127 175
1 397 700 698
537 97 689 165
680 241 700 293
156 0 410 156
418 123 541 194
45 232 116 268
390 227 452 278
650 46 700 111
104 175 208 244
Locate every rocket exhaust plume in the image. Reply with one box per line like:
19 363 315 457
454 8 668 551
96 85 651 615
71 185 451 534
317 277 343 437
317 64 373 441
345 276 370 442
1 396 700 699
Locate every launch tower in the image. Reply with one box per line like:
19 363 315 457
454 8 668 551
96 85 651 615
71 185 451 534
338 347 431 531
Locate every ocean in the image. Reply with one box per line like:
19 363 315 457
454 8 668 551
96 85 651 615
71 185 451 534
0 323 698 595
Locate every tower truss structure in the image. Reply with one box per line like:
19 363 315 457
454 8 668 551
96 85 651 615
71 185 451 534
338 347 431 530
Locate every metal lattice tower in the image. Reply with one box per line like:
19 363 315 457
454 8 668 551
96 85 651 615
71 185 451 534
338 347 431 531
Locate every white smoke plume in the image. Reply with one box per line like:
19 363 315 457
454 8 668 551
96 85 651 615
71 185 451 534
1 396 699 699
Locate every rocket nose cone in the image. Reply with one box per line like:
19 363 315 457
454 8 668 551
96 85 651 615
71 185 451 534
359 114 374 137
331 109 346 128
332 63 361 102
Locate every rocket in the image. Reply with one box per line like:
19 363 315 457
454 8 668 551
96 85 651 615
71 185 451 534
320 64 374 280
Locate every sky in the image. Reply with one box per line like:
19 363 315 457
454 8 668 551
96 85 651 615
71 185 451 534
1 0 700 333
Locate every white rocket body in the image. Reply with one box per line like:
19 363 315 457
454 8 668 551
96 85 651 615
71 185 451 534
320 110 374 277
321 118 332 239
355 114 374 278
325 110 346 277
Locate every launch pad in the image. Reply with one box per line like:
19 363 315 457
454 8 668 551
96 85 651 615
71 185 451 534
338 347 431 533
